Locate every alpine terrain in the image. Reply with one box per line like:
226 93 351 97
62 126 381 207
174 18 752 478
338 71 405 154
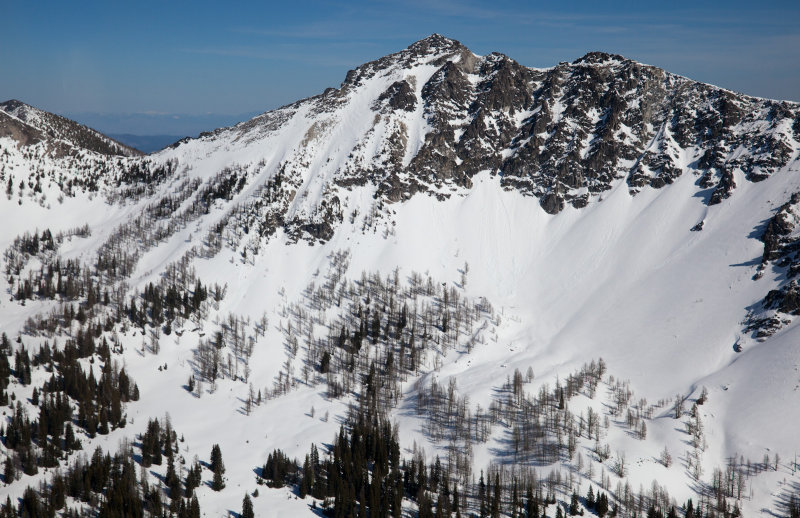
1 35 800 517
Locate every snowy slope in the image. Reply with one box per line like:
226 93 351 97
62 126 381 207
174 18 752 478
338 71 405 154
1 35 800 517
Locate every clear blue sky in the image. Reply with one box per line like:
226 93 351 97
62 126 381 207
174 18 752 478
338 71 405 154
2 1 799 135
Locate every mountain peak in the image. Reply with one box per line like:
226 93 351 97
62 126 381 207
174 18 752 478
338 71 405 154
0 99 41 122
0 99 29 111
573 51 629 66
406 33 467 56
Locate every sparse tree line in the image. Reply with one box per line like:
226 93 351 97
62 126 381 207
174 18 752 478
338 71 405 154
8 164 247 316
13 168 250 343
257 392 746 518
254 252 496 411
1 146 175 206
221 251 783 517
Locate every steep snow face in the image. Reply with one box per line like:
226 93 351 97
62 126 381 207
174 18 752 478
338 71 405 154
2 35 800 517
147 35 800 338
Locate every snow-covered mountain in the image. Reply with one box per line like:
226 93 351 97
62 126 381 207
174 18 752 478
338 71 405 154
0 99 142 157
1 35 800 517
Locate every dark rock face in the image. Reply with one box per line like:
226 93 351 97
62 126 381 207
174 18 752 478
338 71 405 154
296 36 800 339
764 281 800 315
240 35 798 230
226 35 800 271
760 193 800 263
377 81 417 112
748 192 800 335
326 37 799 215
708 169 736 205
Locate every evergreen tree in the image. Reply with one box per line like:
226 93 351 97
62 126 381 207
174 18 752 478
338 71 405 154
685 499 695 518
210 444 225 474
479 471 487 518
526 486 539 518
300 454 313 498
241 494 255 518
190 495 201 518
166 451 181 501
595 493 609 518
3 456 14 483
569 492 581 515
211 444 225 491
491 473 501 518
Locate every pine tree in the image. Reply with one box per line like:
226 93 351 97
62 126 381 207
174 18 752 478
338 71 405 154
210 444 225 474
526 486 539 518
596 493 609 518
790 495 800 518
569 492 580 515
166 450 181 501
300 454 313 498
241 494 255 518
212 468 225 491
3 456 14 483
491 473 501 518
185 461 202 497
479 471 487 518
211 444 225 490
190 495 201 518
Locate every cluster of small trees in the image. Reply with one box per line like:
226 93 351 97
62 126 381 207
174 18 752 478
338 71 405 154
584 486 611 516
262 251 497 411
414 360 609 483
1 142 165 206
193 310 265 391
257 403 618 518
261 449 296 488
1 332 139 483
0 417 203 518
119 156 176 183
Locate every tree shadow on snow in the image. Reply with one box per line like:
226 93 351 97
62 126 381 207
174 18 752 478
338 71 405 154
764 478 800 518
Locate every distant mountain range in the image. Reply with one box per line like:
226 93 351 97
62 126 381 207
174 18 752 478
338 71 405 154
67 110 261 143
107 133 185 154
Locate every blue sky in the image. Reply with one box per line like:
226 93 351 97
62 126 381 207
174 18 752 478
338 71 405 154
2 1 799 135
